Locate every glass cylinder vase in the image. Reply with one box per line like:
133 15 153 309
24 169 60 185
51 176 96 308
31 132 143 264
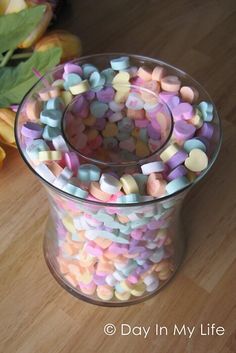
15 53 222 306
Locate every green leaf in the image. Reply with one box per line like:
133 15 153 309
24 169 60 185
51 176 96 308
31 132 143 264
0 47 62 107
0 5 46 54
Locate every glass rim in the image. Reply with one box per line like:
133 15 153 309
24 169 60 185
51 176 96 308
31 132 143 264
15 52 223 208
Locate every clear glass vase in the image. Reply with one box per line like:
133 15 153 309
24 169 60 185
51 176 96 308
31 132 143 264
15 53 222 306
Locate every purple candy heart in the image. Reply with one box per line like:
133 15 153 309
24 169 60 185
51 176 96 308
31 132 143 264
173 120 196 140
21 122 43 138
64 63 83 76
96 87 115 103
197 122 214 139
166 150 188 169
147 122 161 139
167 165 187 181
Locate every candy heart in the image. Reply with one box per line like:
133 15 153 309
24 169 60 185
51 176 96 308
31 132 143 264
90 101 108 118
38 87 60 101
96 87 115 103
184 148 208 172
160 75 181 92
42 125 61 141
78 164 101 181
173 120 196 140
117 117 134 132
103 137 118 149
125 92 144 110
198 101 213 122
102 122 118 137
147 173 166 197
172 102 194 121
82 63 98 78
89 71 106 91
110 56 130 70
46 97 64 111
100 173 122 194
63 73 82 90
119 137 135 152
101 68 116 84
40 109 62 128
180 86 199 103
112 71 130 92
166 96 180 111
135 139 150 158
21 122 43 139
64 63 83 76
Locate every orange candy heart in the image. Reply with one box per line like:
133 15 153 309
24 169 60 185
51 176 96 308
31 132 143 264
147 172 166 197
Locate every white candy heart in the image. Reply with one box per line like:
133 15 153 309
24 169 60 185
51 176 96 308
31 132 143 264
184 148 208 172
125 92 144 110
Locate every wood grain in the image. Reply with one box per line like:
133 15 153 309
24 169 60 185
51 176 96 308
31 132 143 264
1 0 236 352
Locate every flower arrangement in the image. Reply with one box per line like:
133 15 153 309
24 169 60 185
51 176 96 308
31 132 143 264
0 0 82 168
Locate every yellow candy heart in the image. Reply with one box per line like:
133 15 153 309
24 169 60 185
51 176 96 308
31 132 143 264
102 122 118 137
135 140 150 158
185 148 208 172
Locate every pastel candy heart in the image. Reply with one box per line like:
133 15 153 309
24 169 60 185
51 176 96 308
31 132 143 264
119 137 135 152
90 101 108 118
112 71 130 92
172 103 194 121
40 109 62 128
26 139 49 160
198 101 213 122
180 86 199 103
166 96 180 111
101 68 115 84
102 122 118 137
42 125 61 141
21 122 43 139
63 182 88 198
89 71 106 91
110 56 130 70
117 194 140 203
165 176 189 194
135 140 150 158
64 63 83 75
183 138 206 153
96 87 115 103
103 137 118 149
63 73 82 90
173 120 196 140
184 148 208 172
147 173 166 197
125 92 144 110
100 173 122 194
78 164 101 181
117 117 134 132
82 63 98 78
109 101 124 112
46 97 64 111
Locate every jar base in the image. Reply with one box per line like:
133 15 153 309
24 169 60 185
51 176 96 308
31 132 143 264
43 220 187 307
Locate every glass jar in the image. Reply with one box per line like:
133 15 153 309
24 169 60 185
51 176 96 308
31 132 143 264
15 53 222 306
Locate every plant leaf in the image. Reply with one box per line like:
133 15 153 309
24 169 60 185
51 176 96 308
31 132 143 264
0 5 46 54
0 47 62 107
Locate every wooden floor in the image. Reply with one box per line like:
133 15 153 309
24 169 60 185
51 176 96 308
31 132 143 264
1 1 236 352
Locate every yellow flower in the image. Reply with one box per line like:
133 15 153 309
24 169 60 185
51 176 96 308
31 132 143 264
0 0 27 15
0 108 16 148
0 146 6 169
18 3 53 48
34 30 82 62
